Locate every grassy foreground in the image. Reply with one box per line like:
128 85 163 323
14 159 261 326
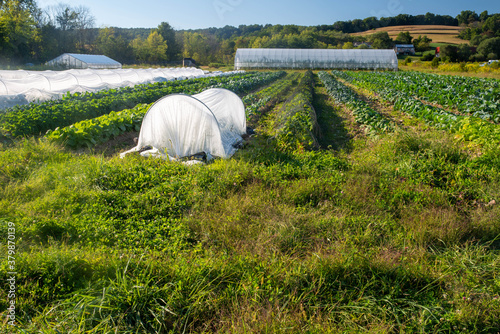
1 73 500 333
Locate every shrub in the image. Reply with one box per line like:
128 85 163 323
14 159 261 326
487 53 498 60
208 63 225 68
431 57 440 68
420 53 435 61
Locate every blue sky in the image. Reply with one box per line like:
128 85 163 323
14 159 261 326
37 0 500 30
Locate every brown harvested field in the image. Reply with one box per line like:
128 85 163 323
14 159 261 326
351 25 464 44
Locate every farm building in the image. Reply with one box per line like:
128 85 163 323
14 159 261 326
394 44 416 56
183 58 197 67
234 48 398 70
46 53 122 69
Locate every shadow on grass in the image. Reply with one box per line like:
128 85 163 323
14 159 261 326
312 78 354 153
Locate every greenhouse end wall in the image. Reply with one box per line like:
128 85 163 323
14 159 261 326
234 48 398 70
46 54 122 70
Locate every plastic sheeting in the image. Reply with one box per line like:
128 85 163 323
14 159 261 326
234 48 398 70
0 68 244 109
120 88 246 160
194 88 246 154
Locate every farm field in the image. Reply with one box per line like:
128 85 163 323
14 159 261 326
351 25 464 44
1 69 500 333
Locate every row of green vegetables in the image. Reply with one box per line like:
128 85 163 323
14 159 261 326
46 71 285 149
318 71 394 135
242 71 298 124
1 72 275 138
333 71 500 147
273 70 320 153
344 70 500 122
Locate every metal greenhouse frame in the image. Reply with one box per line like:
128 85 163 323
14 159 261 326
234 48 398 70
46 53 122 69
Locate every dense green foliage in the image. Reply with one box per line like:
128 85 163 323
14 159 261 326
336 72 500 146
242 71 296 123
274 70 319 152
335 70 500 148
319 71 395 134
46 104 150 148
340 70 500 122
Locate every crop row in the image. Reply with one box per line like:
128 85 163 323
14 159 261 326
344 71 500 123
274 70 319 153
242 71 297 123
46 104 150 148
46 71 285 149
334 71 500 147
319 71 394 134
1 72 279 138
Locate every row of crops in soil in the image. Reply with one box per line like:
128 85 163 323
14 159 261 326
1 69 500 333
331 70 500 146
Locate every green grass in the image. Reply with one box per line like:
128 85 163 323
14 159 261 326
1 73 500 333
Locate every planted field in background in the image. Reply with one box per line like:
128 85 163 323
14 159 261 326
46 71 285 149
1 69 499 333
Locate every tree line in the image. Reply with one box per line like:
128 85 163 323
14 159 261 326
440 10 500 62
0 1 498 67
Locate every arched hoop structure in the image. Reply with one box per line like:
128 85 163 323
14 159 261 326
121 88 246 160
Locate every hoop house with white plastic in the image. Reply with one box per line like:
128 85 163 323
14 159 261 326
234 48 398 70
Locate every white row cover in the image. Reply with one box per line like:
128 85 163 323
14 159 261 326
121 88 246 161
235 48 398 70
0 68 244 110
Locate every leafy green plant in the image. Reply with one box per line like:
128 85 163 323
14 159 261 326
273 70 320 153
336 70 500 148
319 71 395 134
342 70 500 122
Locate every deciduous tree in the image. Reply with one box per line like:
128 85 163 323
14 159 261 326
396 31 412 44
0 0 39 63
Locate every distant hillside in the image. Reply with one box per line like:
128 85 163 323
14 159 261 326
351 25 463 44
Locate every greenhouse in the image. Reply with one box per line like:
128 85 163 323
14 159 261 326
234 48 398 70
46 53 122 69
120 88 246 161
